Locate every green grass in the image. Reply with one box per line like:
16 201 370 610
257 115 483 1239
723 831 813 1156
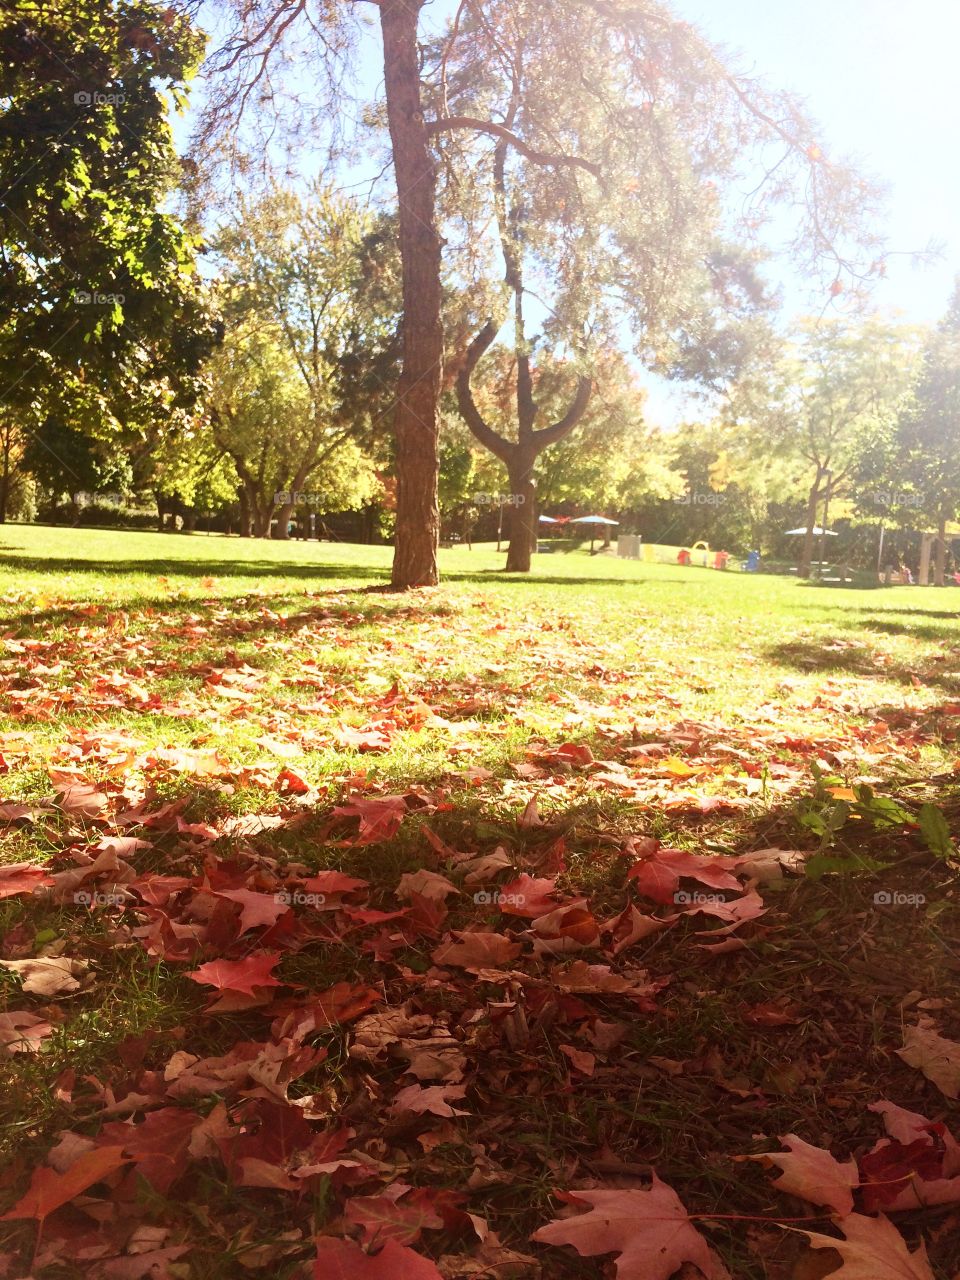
0 524 959 1278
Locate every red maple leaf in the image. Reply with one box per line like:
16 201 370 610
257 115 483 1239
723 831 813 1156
186 951 282 996
1 1147 129 1224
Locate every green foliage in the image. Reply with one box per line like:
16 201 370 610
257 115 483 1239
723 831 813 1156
918 802 955 859
0 0 217 432
24 419 131 503
206 186 399 535
891 278 960 531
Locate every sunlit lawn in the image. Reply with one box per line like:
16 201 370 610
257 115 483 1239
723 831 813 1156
0 522 958 792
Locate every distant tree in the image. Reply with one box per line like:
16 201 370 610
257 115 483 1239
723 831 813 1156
438 0 880 571
205 323 380 538
731 317 921 576
892 281 960 585
213 186 400 538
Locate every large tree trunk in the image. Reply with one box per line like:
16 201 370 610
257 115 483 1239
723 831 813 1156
0 425 12 524
505 451 537 572
798 481 821 578
274 500 294 539
935 515 947 587
381 0 443 589
237 489 252 537
254 504 275 538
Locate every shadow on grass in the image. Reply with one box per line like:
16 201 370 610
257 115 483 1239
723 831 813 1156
0 552 391 582
0 547 697 593
766 636 960 695
0 592 463 638
850 617 960 643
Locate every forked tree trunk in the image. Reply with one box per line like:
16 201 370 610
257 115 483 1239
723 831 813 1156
381 0 443 589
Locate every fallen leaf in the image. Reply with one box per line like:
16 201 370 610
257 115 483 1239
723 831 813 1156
344 1186 444 1247
185 952 283 997
396 870 459 903
898 1024 960 1099
0 956 89 996
1 1146 129 1223
559 1044 596 1075
532 1178 731 1280
0 1010 54 1055
0 862 54 899
431 932 521 970
391 1083 469 1118
752 1134 858 1215
803 1213 935 1279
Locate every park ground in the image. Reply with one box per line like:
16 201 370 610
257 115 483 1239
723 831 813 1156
0 525 959 1278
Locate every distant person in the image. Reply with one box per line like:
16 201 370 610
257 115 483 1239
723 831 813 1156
744 549 760 573
713 550 729 570
677 547 691 566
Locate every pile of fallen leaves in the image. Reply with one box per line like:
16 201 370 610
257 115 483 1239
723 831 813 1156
2 765 960 1278
1 584 959 1277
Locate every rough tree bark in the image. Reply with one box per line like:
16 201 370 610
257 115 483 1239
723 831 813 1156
0 424 13 524
381 0 443 589
274 499 294 539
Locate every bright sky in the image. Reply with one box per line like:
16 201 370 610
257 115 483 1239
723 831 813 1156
671 0 960 324
634 0 960 422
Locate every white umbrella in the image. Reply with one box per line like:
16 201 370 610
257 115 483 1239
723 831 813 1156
538 515 559 524
571 514 619 551
784 526 838 537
